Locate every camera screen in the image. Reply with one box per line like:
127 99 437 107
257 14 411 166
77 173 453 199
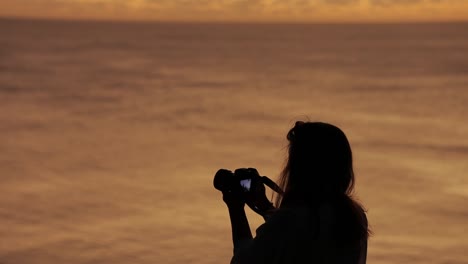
240 179 251 192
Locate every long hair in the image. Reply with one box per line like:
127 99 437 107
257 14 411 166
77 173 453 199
275 121 370 241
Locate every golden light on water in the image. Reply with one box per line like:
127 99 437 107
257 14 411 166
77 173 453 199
1 6 468 264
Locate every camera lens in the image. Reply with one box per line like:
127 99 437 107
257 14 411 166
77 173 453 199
213 169 233 192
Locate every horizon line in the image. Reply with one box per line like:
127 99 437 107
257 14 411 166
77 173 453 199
2 15 468 25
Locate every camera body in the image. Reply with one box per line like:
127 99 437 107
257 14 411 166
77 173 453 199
213 168 261 194
214 168 282 215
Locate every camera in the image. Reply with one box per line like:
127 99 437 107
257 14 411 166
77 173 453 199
213 168 260 193
214 168 283 215
213 168 283 194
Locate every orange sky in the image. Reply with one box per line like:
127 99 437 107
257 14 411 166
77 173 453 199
1 0 468 22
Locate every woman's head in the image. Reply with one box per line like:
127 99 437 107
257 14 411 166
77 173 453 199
277 121 355 206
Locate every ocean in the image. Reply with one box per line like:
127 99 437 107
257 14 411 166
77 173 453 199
0 18 467 263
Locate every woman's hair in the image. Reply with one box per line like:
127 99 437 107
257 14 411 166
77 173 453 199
275 121 370 241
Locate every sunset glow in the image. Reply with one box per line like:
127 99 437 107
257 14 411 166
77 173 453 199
1 0 468 22
2 1 468 262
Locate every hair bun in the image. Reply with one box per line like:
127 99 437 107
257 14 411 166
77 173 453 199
287 121 305 141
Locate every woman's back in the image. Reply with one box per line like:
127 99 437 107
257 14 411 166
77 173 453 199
312 199 368 264
233 200 368 264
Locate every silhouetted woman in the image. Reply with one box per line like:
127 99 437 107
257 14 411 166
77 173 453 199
222 121 370 264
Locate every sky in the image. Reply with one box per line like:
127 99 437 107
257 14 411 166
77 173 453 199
1 0 468 22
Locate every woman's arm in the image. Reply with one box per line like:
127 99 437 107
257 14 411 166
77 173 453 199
223 188 253 253
222 168 279 262
227 204 253 253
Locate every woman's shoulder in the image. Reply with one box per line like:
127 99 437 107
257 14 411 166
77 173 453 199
258 206 317 235
270 205 315 222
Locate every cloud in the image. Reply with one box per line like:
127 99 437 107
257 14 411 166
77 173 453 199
371 0 423 5
323 0 359 4
7 0 467 13
2 0 468 21
139 0 359 11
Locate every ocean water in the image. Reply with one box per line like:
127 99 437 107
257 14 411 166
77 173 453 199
1 18 468 263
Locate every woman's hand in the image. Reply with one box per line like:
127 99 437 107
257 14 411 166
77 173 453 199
236 168 276 218
223 189 245 209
